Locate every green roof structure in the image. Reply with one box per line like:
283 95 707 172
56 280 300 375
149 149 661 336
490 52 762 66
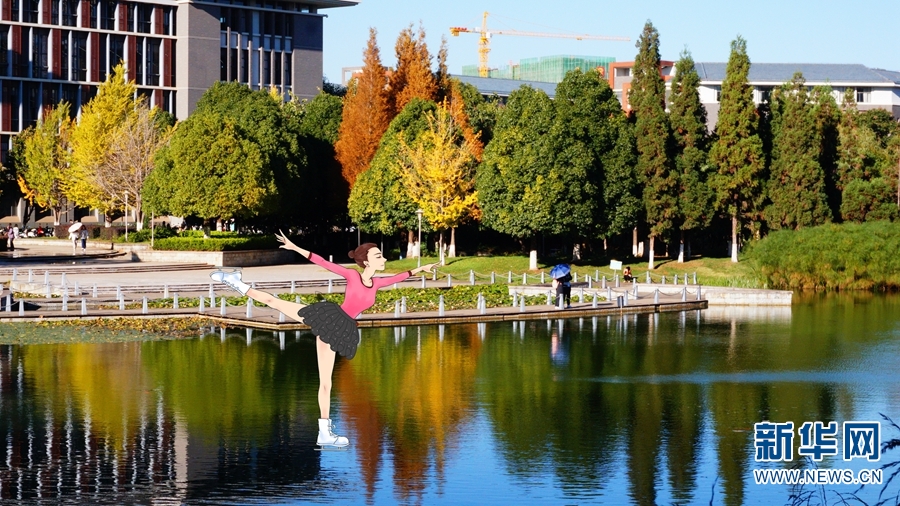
462 55 616 83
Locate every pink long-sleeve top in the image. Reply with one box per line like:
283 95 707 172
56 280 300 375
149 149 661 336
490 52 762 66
307 253 410 318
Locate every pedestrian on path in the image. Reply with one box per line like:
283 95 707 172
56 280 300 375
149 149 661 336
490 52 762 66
211 231 437 450
80 228 89 253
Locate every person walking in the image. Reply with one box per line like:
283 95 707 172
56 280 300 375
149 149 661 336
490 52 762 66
79 227 89 253
210 231 437 450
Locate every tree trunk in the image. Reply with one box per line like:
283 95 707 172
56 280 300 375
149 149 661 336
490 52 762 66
406 230 415 259
603 238 608 251
448 227 456 257
632 227 639 257
731 214 739 263
677 230 685 263
648 235 655 270
439 230 445 265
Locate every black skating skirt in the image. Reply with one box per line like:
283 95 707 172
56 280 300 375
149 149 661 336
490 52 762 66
297 301 360 360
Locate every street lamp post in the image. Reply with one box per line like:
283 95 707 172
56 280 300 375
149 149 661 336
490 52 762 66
415 209 423 268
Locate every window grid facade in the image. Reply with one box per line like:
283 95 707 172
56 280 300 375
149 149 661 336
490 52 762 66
1 0 177 156
218 5 293 93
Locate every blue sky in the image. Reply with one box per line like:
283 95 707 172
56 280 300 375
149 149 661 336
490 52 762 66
322 0 900 84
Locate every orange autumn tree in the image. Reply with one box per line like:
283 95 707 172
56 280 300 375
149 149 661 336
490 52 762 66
334 28 391 187
389 24 438 116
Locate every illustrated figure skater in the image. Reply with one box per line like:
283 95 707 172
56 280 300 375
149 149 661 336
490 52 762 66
210 232 437 449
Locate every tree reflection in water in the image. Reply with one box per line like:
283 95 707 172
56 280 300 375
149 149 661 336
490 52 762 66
0 293 899 505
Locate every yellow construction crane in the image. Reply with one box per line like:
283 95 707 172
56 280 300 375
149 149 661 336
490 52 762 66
450 12 630 77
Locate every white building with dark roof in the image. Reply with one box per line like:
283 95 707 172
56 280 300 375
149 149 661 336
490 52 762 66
695 63 900 128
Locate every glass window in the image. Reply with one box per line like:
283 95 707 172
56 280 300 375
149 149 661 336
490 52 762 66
109 34 124 68
61 83 78 112
261 49 269 85
32 29 49 79
60 30 69 79
147 38 159 85
229 47 237 81
0 26 7 77
127 3 134 31
273 51 280 85
11 0 19 21
23 0 37 22
63 0 78 26
283 52 290 86
98 33 106 81
856 87 871 103
51 0 60 25
101 0 116 30
137 3 150 33
23 81 38 127
73 31 87 80
90 0 97 28
2 80 20 131
135 36 143 84
162 7 171 35
219 47 226 81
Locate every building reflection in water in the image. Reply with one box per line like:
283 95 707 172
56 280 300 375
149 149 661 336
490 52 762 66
0 332 325 505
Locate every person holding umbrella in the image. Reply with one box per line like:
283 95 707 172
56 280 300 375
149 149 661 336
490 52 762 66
68 222 83 254
550 264 572 309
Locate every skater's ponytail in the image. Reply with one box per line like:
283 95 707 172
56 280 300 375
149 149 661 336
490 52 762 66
349 243 378 267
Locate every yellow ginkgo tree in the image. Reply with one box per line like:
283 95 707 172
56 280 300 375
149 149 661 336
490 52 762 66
397 104 479 264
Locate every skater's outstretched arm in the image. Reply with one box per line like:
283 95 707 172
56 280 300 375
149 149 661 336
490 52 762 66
276 231 356 278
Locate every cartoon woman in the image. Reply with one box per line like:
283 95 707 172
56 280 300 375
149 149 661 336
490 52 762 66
210 232 437 449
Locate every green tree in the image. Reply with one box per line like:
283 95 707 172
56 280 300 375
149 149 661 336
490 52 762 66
476 85 557 267
145 83 304 230
553 68 629 246
630 21 676 269
669 50 713 262
601 120 641 243
840 178 899 222
348 98 438 254
144 112 270 222
288 91 347 231
18 102 73 224
708 36 766 262
765 73 832 230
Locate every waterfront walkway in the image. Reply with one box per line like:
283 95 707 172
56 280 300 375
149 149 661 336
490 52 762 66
0 241 711 329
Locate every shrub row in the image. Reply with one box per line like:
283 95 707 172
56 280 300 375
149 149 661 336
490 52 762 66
746 221 900 290
153 235 278 251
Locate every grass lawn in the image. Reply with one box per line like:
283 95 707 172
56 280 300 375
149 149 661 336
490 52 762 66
382 254 765 288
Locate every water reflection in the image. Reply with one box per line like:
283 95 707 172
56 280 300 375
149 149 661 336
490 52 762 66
0 293 899 505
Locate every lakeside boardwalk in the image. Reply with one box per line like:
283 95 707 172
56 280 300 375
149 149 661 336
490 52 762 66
0 239 731 330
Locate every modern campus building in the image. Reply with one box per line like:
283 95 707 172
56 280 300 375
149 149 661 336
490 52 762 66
607 61 900 128
0 0 359 164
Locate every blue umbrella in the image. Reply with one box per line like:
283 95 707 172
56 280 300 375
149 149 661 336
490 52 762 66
550 264 571 279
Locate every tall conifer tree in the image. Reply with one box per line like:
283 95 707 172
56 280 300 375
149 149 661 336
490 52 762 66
334 28 391 187
630 21 676 269
389 24 437 116
709 36 765 262
765 73 832 229
669 50 712 262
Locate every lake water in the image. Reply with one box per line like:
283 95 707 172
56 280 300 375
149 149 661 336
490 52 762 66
1 292 899 505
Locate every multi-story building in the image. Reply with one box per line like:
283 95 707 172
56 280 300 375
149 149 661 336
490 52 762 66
0 0 358 163
607 61 900 128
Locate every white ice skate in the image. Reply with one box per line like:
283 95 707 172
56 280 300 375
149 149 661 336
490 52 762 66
210 268 250 295
315 418 350 451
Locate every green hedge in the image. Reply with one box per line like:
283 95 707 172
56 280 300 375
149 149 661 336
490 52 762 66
153 235 278 251
746 221 900 290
